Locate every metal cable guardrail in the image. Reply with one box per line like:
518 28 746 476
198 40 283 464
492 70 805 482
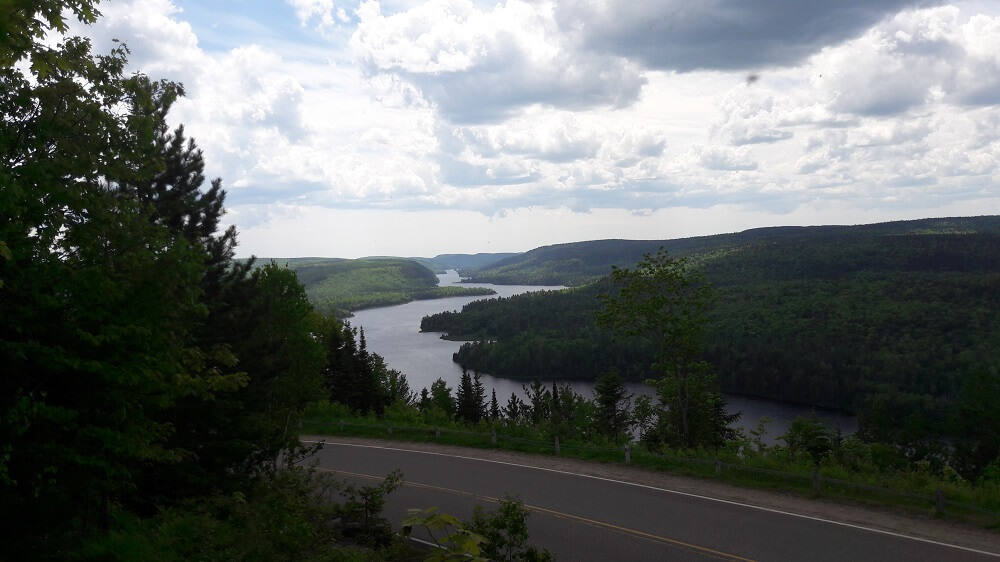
302 419 1000 520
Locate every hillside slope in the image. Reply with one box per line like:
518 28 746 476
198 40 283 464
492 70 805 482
422 216 1000 418
262 258 495 315
466 216 1000 286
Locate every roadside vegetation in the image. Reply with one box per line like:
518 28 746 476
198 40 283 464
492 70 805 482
1 6 514 559
4 4 996 559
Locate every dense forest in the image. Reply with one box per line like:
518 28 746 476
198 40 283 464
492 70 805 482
465 217 1000 286
422 221 1000 469
252 256 496 315
0 6 434 557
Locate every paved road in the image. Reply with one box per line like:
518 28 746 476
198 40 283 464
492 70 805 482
309 440 999 561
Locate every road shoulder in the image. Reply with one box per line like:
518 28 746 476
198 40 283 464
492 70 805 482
301 434 1000 556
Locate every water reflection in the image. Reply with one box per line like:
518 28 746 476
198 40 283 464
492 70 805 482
350 271 856 443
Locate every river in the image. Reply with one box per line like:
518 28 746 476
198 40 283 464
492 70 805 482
350 270 856 442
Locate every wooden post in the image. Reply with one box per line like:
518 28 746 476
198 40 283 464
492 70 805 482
715 458 721 477
491 429 497 446
625 444 631 465
812 468 820 493
554 435 560 455
935 488 944 517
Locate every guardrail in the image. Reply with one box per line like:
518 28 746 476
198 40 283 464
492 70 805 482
302 419 1000 523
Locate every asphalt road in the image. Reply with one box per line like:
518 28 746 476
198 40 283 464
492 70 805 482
309 440 999 561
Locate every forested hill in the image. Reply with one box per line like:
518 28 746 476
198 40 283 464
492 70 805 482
422 215 1000 426
465 216 1000 286
254 257 495 315
413 252 520 273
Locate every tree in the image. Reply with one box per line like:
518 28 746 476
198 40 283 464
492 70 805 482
490 389 502 421
523 380 551 426
468 495 554 562
430 378 456 418
0 11 245 553
592 370 632 442
780 412 836 468
950 366 1000 479
503 393 527 424
597 248 734 448
456 369 486 424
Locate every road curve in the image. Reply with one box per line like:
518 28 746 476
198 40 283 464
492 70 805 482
306 439 999 561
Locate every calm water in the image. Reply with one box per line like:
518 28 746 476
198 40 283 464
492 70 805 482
351 271 856 442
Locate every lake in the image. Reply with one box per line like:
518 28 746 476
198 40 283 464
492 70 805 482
351 270 856 442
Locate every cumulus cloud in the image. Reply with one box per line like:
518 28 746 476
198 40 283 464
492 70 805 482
555 0 939 72
350 0 646 123
68 0 1000 257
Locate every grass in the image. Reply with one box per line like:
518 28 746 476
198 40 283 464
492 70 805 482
301 409 1000 529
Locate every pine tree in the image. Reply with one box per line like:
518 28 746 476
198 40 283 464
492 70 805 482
593 370 633 441
504 393 526 424
490 389 502 421
456 368 481 424
473 371 488 422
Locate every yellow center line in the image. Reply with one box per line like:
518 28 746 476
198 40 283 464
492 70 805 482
316 467 756 562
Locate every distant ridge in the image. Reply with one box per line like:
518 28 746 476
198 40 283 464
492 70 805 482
464 215 1000 285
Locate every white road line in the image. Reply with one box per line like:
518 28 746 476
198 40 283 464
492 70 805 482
303 439 1000 559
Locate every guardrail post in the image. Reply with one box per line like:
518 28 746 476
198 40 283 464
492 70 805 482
625 444 631 464
435 427 440 440
339 419 344 432
554 435 560 455
812 468 820 493
715 458 721 477
935 488 944 517
491 429 497 446
387 422 393 435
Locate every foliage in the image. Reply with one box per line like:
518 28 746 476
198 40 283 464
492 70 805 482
464 217 1000 286
591 370 633 441
420 221 1000 472
0 6 343 556
597 248 730 448
455 369 487 424
402 495 553 562
263 257 496 315
949 366 1000 480
335 470 404 548
305 407 1000 519
468 495 554 562
779 412 837 467
82 466 343 561
402 507 487 561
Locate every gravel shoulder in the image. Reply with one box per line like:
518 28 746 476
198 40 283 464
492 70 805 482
302 434 1000 556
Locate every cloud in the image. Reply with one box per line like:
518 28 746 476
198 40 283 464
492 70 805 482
350 0 645 123
694 145 758 171
555 0 939 72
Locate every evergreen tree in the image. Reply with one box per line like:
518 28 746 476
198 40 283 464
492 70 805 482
490 389 502 421
592 370 633 441
504 393 526 424
473 371 488 422
456 368 482 424
429 378 456 418
524 380 551 426
418 387 433 411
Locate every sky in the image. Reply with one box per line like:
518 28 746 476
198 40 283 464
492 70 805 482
73 0 1000 258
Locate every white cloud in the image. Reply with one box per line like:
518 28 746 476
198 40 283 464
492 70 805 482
350 0 645 122
66 0 1000 256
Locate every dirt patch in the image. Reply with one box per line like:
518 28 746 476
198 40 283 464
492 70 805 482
302 434 1000 556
